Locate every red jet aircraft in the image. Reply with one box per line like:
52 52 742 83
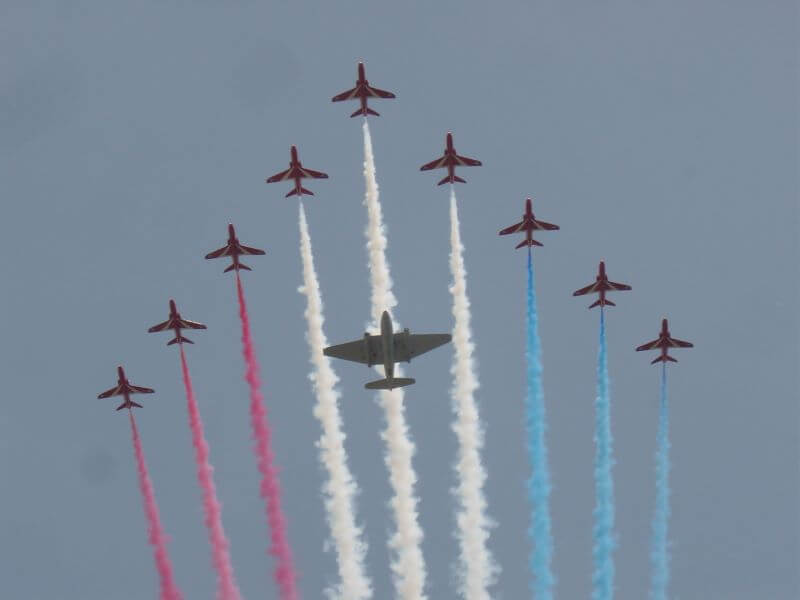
205 224 265 273
499 198 559 249
420 132 482 185
148 299 207 345
636 319 694 364
573 261 632 308
332 62 396 118
266 146 329 197
98 366 154 411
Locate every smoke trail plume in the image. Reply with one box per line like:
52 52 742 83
178 347 241 600
298 203 372 600
128 410 184 600
525 248 555 600
592 310 616 600
448 188 498 599
362 120 427 599
650 365 670 600
235 275 300 600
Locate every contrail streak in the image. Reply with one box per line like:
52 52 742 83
128 410 184 600
362 120 427 600
235 275 300 600
298 203 372 600
592 310 615 600
525 248 555 600
448 188 498 600
178 346 241 600
650 365 670 600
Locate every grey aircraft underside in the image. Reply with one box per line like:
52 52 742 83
323 310 451 390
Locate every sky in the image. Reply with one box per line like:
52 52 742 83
1 1 797 599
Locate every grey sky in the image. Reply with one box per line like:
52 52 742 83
1 1 797 598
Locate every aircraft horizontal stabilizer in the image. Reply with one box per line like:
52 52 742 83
516 239 543 249
651 355 678 364
365 377 415 390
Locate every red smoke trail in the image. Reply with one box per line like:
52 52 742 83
179 346 242 600
128 410 184 600
235 273 299 600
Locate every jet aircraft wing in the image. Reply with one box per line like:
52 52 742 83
205 245 232 259
323 336 383 365
300 167 329 179
98 384 123 399
129 384 155 394
420 156 448 171
394 333 451 362
266 168 293 183
668 338 693 348
636 339 661 352
332 87 359 102
177 319 207 330
573 282 600 296
455 154 482 167
239 244 266 256
607 281 632 291
148 320 172 333
499 221 525 235
366 86 395 98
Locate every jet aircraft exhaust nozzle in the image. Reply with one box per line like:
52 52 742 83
365 377 416 390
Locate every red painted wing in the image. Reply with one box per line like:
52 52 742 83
205 245 232 259
266 168 293 183
636 339 661 351
499 221 525 235
668 337 693 348
300 167 329 179
365 85 395 99
177 319 207 330
239 244 266 256
98 384 123 399
420 156 447 171
332 87 359 102
455 154 482 167
573 282 600 296
607 281 632 291
129 384 155 394
148 319 172 333
535 220 559 231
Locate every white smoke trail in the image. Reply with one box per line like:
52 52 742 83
448 188 498 599
297 204 372 600
363 120 427 600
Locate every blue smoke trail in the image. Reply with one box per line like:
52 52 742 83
525 248 555 600
650 364 670 600
592 309 616 600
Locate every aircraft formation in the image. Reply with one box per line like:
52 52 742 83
94 60 693 600
96 58 694 414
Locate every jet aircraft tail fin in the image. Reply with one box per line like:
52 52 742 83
365 377 415 390
167 334 193 346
